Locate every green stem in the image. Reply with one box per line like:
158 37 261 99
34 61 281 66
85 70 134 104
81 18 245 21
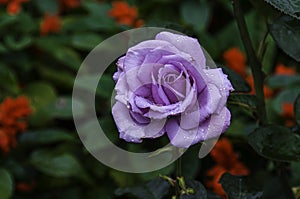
233 0 268 125
257 30 269 61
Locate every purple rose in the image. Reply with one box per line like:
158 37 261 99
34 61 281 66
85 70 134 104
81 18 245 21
112 31 233 148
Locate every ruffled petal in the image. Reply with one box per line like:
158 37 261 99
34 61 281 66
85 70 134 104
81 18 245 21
204 68 234 113
155 32 206 69
194 107 231 144
166 118 198 148
112 102 167 141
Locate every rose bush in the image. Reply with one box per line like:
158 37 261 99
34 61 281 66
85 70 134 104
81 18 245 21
112 32 233 148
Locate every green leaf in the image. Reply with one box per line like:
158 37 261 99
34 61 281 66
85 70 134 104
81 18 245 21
180 1 211 32
180 180 207 199
219 65 251 92
267 75 300 89
4 35 32 50
270 15 300 61
295 94 300 126
62 16 89 32
34 37 81 71
34 0 58 14
263 0 300 20
19 129 74 145
0 43 7 53
0 14 17 28
0 169 13 199
52 47 82 71
115 178 170 199
219 173 263 199
23 82 57 126
71 33 103 50
262 35 277 75
248 125 300 162
273 87 300 114
0 63 20 94
30 149 84 178
23 82 57 108
46 97 85 119
37 65 75 90
228 94 258 111
82 1 115 31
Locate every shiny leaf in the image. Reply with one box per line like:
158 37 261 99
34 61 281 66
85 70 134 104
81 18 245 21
270 15 300 61
248 125 300 162
220 173 263 199
115 178 170 199
264 0 300 19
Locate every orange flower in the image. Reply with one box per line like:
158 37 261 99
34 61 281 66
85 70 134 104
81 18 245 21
281 103 294 126
206 165 227 197
0 0 28 15
0 96 32 153
275 63 296 75
60 0 80 9
109 1 143 27
206 138 249 198
40 14 61 36
245 75 273 99
223 47 247 77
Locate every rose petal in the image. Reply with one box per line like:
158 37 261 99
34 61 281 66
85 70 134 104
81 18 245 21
159 56 206 92
155 32 206 69
204 68 234 113
129 111 150 125
166 118 198 148
198 84 222 115
112 102 166 141
137 63 163 85
194 107 231 144
113 56 125 82
114 72 130 105
180 109 201 130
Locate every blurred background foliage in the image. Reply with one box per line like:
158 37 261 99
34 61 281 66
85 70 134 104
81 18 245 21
0 0 300 198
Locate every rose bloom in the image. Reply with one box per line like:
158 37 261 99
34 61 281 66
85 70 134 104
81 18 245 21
112 32 233 148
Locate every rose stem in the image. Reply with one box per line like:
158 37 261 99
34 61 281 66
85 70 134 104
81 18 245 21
232 0 268 125
233 1 295 197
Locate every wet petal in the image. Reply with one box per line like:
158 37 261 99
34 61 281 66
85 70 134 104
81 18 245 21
204 68 234 113
155 32 206 69
166 118 198 148
112 102 167 142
